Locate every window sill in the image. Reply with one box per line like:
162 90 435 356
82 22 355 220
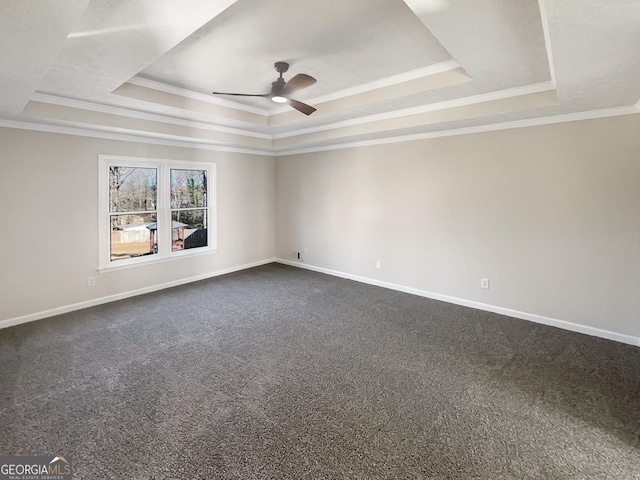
97 247 218 273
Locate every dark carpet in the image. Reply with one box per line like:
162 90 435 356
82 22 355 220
1 263 639 479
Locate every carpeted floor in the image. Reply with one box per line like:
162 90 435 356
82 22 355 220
1 263 639 479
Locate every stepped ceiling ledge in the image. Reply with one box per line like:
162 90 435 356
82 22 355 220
1 0 639 155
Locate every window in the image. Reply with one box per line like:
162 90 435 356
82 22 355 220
99 155 216 270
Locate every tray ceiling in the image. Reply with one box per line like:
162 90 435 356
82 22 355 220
0 0 638 155
139 0 453 104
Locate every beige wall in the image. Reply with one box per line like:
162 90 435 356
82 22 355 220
2 115 639 342
275 115 640 339
0 128 275 321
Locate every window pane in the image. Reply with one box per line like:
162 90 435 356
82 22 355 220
170 169 207 209
110 213 158 261
109 166 157 212
171 210 207 251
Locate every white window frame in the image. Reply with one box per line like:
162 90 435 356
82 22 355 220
98 155 217 272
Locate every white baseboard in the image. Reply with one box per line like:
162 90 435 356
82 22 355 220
0 258 276 331
276 258 640 347
4 257 638 348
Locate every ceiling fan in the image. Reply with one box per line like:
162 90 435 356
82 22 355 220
212 62 317 115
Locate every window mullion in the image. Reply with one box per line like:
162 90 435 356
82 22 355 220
157 163 168 258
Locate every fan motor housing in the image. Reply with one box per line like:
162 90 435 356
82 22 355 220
271 77 285 94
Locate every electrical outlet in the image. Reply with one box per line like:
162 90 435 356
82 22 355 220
376 260 382 269
481 278 490 289
303 248 308 255
87 276 96 287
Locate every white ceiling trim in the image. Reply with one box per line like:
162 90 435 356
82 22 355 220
537 0 556 85
29 92 272 139
274 105 639 156
28 81 556 144
0 119 275 156
131 61 463 119
278 60 462 110
127 76 269 115
273 81 557 139
3 104 637 158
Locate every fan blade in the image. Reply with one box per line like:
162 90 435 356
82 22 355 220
280 74 317 96
211 92 270 97
288 98 316 116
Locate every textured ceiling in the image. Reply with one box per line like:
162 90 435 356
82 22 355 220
0 0 638 155
139 0 452 106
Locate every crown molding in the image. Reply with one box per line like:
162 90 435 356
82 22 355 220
274 105 639 156
131 61 463 118
31 92 272 139
537 0 556 86
4 101 637 158
0 119 275 156
290 60 462 108
127 76 270 116
29 81 557 145
273 81 556 140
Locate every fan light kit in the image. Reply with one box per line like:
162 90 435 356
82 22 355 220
212 62 317 115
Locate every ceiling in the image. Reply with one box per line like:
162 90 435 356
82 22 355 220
1 0 639 155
